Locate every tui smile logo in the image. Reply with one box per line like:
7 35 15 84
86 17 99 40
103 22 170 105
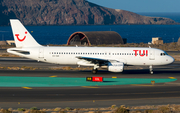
15 31 27 42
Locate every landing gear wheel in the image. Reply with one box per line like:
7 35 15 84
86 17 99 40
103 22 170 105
150 71 153 74
149 65 153 75
92 69 98 74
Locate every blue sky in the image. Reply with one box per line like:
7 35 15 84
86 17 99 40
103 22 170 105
87 0 180 13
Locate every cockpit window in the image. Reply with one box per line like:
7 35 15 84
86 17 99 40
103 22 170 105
160 53 166 56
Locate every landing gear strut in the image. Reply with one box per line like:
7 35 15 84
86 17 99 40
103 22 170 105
92 68 98 74
92 65 99 74
149 65 153 74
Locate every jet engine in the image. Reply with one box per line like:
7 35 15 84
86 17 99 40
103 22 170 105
108 62 124 72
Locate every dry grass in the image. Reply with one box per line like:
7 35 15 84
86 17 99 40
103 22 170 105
0 66 92 71
1 104 180 113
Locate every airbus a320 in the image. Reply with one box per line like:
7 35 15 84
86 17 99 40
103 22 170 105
7 19 174 74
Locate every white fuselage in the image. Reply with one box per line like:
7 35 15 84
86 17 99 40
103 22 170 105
7 46 174 66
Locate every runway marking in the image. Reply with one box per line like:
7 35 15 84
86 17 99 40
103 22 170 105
112 77 117 78
131 84 154 86
22 87 32 89
49 75 57 77
82 86 99 88
169 77 176 79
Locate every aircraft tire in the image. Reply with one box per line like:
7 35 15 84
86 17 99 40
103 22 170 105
92 69 97 74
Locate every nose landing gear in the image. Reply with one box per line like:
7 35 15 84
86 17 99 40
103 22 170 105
149 65 153 74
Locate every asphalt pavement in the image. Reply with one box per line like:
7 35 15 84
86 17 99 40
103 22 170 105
0 56 180 108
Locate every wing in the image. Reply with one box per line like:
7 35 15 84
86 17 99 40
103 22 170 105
76 56 118 65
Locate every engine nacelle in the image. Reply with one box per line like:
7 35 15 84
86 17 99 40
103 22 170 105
108 62 124 72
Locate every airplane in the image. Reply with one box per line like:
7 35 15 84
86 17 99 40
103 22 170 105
7 19 174 74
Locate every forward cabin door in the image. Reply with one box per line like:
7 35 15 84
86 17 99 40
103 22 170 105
149 50 155 60
39 48 44 58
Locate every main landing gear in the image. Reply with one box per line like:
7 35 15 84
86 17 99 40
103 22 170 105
92 65 99 74
149 65 153 74
92 68 98 74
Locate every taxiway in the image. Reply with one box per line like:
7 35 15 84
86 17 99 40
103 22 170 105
0 57 180 108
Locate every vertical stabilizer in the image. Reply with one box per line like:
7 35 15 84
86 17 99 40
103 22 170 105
10 19 41 48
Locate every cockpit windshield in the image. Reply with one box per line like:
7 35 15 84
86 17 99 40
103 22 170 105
160 52 168 56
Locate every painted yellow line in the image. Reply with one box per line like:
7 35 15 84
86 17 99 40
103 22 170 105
49 75 57 77
131 84 154 86
112 77 117 78
82 86 99 88
22 87 32 89
169 77 176 79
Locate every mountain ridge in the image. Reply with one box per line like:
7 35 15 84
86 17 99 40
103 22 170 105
0 0 177 26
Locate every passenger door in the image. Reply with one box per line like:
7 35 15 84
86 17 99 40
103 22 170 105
39 48 44 58
149 50 155 60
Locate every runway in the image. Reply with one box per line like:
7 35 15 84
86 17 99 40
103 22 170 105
0 57 180 108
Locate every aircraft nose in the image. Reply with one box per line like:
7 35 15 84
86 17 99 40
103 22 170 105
168 56 174 64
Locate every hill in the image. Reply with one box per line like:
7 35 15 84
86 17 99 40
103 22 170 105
0 0 177 26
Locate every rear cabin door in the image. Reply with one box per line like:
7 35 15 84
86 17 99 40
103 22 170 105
39 48 44 58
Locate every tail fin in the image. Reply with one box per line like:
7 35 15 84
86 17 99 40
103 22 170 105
10 19 41 48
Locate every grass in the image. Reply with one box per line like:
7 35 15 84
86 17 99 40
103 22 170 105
17 108 26 111
158 106 171 113
0 66 93 71
1 105 180 113
114 106 129 113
